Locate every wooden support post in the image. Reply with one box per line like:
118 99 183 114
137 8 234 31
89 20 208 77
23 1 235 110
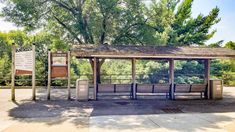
169 59 174 100
132 58 136 99
205 59 210 99
93 58 97 100
32 44 36 100
11 43 16 101
67 51 71 100
47 50 51 100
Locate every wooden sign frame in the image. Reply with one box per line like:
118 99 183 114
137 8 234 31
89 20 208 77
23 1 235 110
51 52 68 78
15 70 32 75
11 43 36 101
47 50 71 100
15 50 34 75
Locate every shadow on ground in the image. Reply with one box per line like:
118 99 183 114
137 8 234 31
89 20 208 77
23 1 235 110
8 87 235 117
5 87 235 131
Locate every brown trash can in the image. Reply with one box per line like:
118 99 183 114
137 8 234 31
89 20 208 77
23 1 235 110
210 79 223 99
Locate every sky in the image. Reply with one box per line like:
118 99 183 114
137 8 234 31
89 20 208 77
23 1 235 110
0 0 235 44
191 0 235 44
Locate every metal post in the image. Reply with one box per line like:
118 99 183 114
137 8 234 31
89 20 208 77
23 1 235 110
169 59 174 100
47 50 51 100
11 43 16 101
205 59 210 99
93 58 97 100
132 58 136 99
67 51 71 100
32 44 36 100
109 75 111 84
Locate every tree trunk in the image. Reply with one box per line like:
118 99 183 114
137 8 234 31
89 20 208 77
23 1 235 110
89 58 105 84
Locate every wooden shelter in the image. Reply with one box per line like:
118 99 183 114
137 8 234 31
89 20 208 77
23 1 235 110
71 44 235 100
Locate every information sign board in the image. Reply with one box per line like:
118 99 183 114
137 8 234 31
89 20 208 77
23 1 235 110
15 51 33 75
51 52 68 78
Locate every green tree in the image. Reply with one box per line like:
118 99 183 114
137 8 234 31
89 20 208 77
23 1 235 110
208 40 224 48
174 60 204 84
2 0 147 45
2 0 220 46
2 0 148 83
225 41 235 50
0 30 32 85
222 41 235 85
0 54 11 85
146 0 220 46
1 0 223 85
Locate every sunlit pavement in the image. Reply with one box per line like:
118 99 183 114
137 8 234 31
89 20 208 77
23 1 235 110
1 87 235 132
90 113 235 132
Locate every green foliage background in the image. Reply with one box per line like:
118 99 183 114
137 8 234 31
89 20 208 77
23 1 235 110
0 0 234 86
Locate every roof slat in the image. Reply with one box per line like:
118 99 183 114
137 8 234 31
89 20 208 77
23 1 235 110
71 44 235 59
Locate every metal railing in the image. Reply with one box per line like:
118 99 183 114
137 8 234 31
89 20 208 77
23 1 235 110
1 73 234 87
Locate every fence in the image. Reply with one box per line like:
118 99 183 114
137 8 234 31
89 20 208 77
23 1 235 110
1 73 234 87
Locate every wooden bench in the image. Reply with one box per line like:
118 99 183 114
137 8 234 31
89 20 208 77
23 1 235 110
97 84 133 98
136 83 171 99
190 84 207 98
174 84 207 99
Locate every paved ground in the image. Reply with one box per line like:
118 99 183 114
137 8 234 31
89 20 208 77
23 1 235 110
1 87 235 131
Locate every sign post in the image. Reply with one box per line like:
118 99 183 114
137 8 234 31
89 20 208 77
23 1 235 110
47 51 70 100
67 51 71 100
47 50 51 100
32 44 36 100
11 43 16 101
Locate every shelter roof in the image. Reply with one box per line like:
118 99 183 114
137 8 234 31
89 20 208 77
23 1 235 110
71 44 235 59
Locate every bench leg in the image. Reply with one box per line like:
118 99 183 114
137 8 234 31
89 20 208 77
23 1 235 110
166 93 169 99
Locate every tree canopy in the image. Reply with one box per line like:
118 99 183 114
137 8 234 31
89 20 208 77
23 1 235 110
2 0 220 46
225 41 235 50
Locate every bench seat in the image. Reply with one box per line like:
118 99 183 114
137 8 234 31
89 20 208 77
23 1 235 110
174 84 207 99
97 84 133 98
136 83 171 99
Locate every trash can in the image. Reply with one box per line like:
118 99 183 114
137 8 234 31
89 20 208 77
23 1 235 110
76 79 89 101
210 79 223 99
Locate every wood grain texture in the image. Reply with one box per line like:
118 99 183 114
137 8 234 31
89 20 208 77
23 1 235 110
71 44 235 59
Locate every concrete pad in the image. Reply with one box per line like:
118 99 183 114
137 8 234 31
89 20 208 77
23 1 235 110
89 113 235 132
149 114 224 132
0 120 17 132
224 121 235 132
2 117 89 132
90 115 160 132
195 113 235 130
1 87 235 131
